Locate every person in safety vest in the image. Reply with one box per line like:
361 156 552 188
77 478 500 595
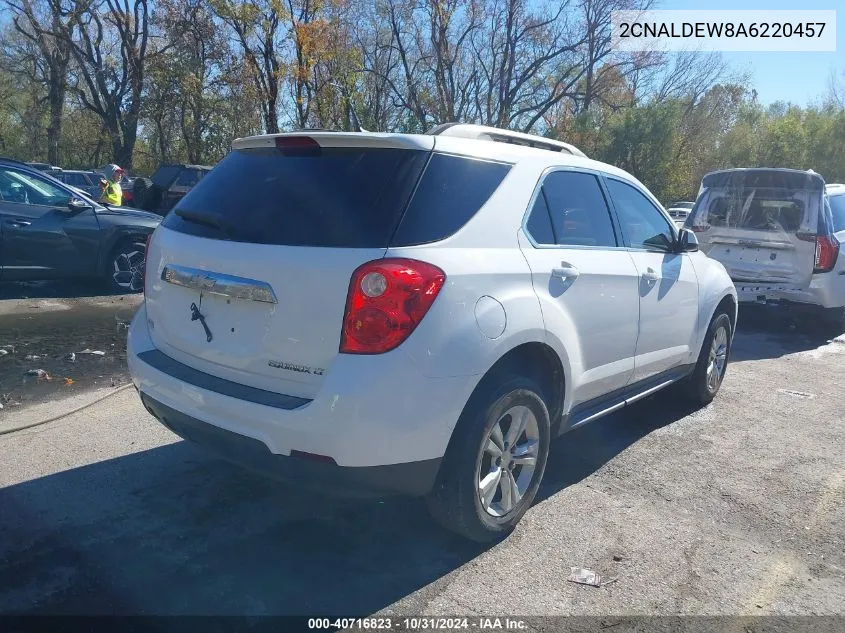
99 164 124 206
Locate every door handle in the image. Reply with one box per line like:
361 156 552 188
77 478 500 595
551 262 580 280
642 267 660 282
8 219 31 227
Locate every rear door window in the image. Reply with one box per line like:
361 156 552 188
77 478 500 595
541 171 617 247
525 192 555 245
390 154 510 246
163 147 430 247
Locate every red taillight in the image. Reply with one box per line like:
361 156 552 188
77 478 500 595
813 235 840 273
340 258 446 354
691 225 709 232
143 233 153 294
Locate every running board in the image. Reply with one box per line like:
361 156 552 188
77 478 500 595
559 365 694 434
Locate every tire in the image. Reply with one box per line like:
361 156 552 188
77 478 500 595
107 240 147 293
682 311 732 405
132 177 152 210
426 375 551 543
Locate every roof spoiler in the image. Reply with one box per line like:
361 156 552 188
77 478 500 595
427 123 587 158
702 168 825 192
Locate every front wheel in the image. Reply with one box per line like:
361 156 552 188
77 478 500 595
426 376 551 542
108 241 146 293
682 311 732 405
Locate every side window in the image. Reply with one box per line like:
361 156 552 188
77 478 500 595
0 168 71 208
542 171 617 247
606 178 674 251
525 191 555 244
390 154 511 246
175 169 201 187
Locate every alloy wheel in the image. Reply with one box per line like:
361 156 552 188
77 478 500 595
706 325 729 392
112 247 145 292
476 404 540 517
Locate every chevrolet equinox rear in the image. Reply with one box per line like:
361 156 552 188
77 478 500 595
129 126 737 542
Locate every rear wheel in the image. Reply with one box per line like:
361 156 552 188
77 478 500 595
426 376 550 543
107 240 146 293
682 311 732 405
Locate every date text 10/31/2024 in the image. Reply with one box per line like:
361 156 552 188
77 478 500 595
307 617 528 630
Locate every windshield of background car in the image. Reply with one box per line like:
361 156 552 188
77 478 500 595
688 171 823 235
162 147 511 248
828 195 845 232
151 165 182 187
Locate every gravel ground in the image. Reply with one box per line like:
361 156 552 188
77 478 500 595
0 284 141 416
0 302 843 620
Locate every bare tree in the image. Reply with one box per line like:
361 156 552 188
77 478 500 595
212 0 283 133
471 0 588 131
3 0 78 164
51 0 157 167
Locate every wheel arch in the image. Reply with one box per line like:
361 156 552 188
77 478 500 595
460 341 567 438
98 229 152 276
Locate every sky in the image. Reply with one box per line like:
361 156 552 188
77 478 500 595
662 0 843 105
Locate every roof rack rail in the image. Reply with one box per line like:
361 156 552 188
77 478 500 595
426 123 586 158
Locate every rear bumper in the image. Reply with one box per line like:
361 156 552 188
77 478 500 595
140 394 441 496
128 303 476 492
735 273 845 309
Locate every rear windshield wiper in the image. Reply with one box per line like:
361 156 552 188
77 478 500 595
175 209 235 238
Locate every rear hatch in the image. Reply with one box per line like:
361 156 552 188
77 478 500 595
687 169 825 287
144 134 435 399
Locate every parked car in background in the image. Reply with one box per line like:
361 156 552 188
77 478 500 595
56 169 102 199
0 158 160 292
27 162 62 176
687 168 844 331
667 201 695 225
132 164 212 215
130 125 737 543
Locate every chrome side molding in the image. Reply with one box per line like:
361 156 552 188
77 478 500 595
161 265 278 304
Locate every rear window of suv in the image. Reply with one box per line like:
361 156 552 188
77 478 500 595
162 146 511 248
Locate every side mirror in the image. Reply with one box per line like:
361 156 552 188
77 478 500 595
67 198 94 213
677 228 699 253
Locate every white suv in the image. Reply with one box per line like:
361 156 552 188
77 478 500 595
128 124 737 542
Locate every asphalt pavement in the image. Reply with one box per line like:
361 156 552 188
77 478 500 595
0 295 843 618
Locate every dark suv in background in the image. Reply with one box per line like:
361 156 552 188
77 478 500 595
132 164 212 215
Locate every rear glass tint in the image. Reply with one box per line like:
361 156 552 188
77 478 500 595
163 147 510 248
690 170 823 234
828 195 845 232
152 165 183 187
390 154 510 246
163 147 429 247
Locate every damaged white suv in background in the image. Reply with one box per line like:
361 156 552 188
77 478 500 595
129 125 737 542
687 169 845 332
